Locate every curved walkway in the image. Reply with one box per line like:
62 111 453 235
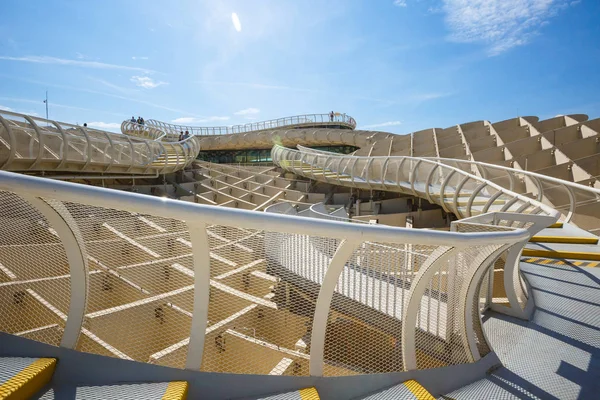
0 110 200 175
444 260 600 399
121 113 356 141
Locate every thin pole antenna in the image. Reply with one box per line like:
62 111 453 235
44 91 49 120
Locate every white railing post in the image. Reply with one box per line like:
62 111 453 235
0 113 16 169
21 195 88 349
497 238 529 319
51 122 70 170
309 239 361 377
185 222 211 370
23 116 45 170
78 126 93 170
564 185 576 222
401 246 457 370
100 130 115 172
459 245 508 362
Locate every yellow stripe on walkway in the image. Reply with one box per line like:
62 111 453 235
522 249 600 261
521 257 600 268
162 381 188 400
0 358 56 400
530 236 598 245
404 380 435 400
548 222 563 228
299 387 320 400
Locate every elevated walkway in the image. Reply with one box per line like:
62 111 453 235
443 261 600 399
0 110 199 175
121 113 357 141
0 110 598 399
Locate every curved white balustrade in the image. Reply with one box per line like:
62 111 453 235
274 145 559 221
0 110 200 174
121 113 357 140
272 144 566 319
423 157 600 230
294 144 600 231
120 120 174 141
0 170 527 376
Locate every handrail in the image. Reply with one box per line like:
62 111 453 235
296 145 600 229
0 110 201 174
0 170 525 246
423 156 600 224
121 113 357 138
273 144 565 321
0 169 528 376
275 145 559 220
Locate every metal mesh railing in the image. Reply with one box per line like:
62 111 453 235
0 170 530 376
0 191 70 347
121 113 357 139
0 110 200 174
273 145 568 323
273 145 561 221
424 157 600 233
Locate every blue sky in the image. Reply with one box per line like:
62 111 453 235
0 0 598 134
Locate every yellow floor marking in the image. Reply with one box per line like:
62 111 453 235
299 387 320 400
404 380 436 400
521 249 600 261
530 236 598 245
162 381 188 400
0 358 56 399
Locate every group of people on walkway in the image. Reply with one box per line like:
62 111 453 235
131 116 145 125
178 131 190 141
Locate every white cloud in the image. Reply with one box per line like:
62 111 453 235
197 80 320 93
90 77 139 95
3 74 194 115
231 13 242 32
0 105 13 111
131 56 149 60
130 76 168 89
360 121 402 129
171 116 230 124
87 122 121 130
0 55 152 73
442 0 572 55
0 96 109 114
234 107 260 116
393 0 407 7
410 92 453 102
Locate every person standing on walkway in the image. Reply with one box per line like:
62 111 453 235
329 111 334 122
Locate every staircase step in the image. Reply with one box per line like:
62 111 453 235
529 236 599 245
358 380 435 399
38 381 188 400
521 248 600 261
0 357 56 399
521 257 600 268
255 387 319 399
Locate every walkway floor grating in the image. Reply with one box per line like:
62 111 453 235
442 261 600 400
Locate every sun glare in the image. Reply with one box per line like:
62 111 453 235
231 12 242 32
